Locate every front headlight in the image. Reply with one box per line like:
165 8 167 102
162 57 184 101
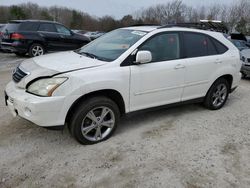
27 77 68 97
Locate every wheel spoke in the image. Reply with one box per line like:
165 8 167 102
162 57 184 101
220 87 227 95
100 107 110 121
101 120 114 128
213 97 219 106
82 124 96 135
86 110 98 123
95 127 102 140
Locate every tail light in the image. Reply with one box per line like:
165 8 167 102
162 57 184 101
11 33 25 40
0 32 3 37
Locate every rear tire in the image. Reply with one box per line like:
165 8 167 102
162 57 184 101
28 43 45 57
204 78 229 110
69 96 120 145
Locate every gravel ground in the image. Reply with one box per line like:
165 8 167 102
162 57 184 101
0 52 250 188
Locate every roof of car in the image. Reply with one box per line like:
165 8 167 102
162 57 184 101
123 26 224 36
122 26 159 32
124 22 229 34
9 20 60 24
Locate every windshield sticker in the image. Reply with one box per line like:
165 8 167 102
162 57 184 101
131 31 146 36
121 44 130 49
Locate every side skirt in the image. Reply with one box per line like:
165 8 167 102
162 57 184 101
125 97 205 117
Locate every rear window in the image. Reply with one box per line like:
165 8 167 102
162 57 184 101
38 23 56 32
183 32 218 58
19 22 39 31
3 23 20 32
211 38 228 54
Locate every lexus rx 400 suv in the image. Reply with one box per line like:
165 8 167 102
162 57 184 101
0 20 90 57
5 26 241 144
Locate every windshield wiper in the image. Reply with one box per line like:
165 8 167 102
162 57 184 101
76 51 111 61
78 51 98 59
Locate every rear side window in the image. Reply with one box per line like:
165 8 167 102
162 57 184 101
211 38 228 54
3 23 20 32
38 23 56 32
183 32 218 58
19 22 39 31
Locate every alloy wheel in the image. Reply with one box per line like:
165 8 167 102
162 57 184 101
212 83 228 107
81 106 115 142
32 45 44 56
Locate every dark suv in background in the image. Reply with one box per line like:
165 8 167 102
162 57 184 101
0 20 91 57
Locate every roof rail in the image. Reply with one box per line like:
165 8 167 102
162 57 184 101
158 22 228 33
131 24 160 27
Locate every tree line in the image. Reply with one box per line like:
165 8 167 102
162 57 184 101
0 0 249 34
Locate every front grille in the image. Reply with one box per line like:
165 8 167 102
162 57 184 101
12 66 28 83
9 97 14 103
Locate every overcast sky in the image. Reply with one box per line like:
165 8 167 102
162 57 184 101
0 0 237 18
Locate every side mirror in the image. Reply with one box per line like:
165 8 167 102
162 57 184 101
70 30 75 36
136 50 152 64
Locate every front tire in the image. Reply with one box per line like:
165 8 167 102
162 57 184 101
69 97 120 145
241 72 247 79
204 78 229 110
15 52 26 57
28 43 45 57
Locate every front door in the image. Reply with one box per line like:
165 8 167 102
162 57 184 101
55 24 79 50
129 32 185 111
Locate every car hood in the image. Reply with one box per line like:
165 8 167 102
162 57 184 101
241 49 250 58
16 51 107 88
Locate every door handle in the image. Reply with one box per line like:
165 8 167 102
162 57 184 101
174 64 185 69
39 32 45 37
215 59 222 64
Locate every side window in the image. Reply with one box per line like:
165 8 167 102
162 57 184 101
211 38 228 54
183 32 218 58
139 33 180 62
38 23 56 32
19 22 39 31
55 24 71 35
206 37 218 55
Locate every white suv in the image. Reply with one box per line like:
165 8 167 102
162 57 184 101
5 26 241 144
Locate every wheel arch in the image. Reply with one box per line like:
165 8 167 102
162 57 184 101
65 89 126 125
29 41 47 51
206 74 233 96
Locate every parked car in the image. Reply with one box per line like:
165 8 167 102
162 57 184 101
0 24 5 29
5 25 241 144
230 39 250 78
0 24 6 52
72 29 91 41
72 29 88 35
231 39 249 51
240 48 250 78
84 31 106 40
0 20 91 57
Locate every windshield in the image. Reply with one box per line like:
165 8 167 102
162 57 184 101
76 29 147 62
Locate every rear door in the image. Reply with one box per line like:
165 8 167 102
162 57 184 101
181 32 228 101
37 23 63 51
